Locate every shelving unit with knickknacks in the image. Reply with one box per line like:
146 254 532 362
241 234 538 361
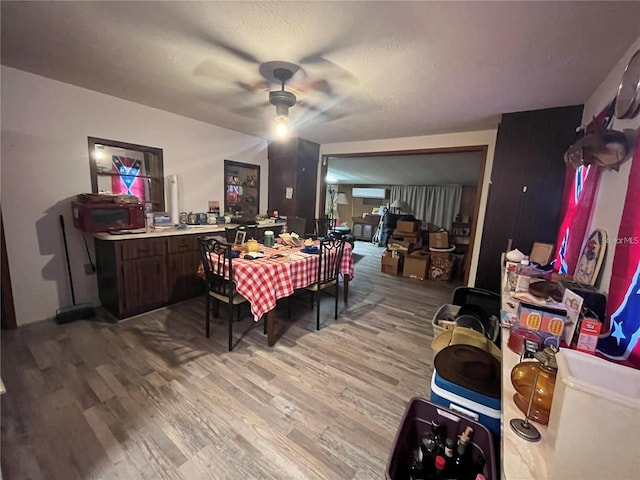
452 221 472 254
224 160 260 220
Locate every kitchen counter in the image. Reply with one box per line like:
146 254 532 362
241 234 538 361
93 222 283 241
501 328 551 480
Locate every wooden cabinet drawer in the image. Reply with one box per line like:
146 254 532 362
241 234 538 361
167 235 199 254
120 238 165 260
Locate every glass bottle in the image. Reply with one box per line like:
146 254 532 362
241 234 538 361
408 447 424 480
443 438 455 477
511 346 558 425
433 455 447 480
454 426 474 479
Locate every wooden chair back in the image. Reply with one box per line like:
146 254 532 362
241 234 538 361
317 237 346 286
198 237 236 300
287 217 306 236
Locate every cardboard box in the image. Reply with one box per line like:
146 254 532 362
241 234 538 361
403 251 430 280
428 256 453 281
397 220 420 233
517 302 567 347
393 228 421 239
388 238 422 252
381 252 403 275
429 231 449 249
575 318 602 354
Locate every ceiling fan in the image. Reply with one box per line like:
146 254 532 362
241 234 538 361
269 67 297 136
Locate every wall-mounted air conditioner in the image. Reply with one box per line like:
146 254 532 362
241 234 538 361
352 188 387 199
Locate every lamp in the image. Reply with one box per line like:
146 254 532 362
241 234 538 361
327 187 347 229
390 199 402 213
270 68 296 139
335 193 349 206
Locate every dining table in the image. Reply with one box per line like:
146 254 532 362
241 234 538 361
198 240 354 346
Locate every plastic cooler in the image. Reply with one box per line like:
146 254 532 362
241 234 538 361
429 371 501 436
385 397 496 480
547 348 640 479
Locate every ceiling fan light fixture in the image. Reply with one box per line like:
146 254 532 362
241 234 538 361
274 115 290 138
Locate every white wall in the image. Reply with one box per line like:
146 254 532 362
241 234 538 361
1 66 268 326
584 35 640 293
320 130 498 286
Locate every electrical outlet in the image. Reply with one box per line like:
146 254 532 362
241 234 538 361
84 264 95 275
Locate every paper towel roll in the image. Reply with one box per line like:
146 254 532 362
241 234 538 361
169 175 179 224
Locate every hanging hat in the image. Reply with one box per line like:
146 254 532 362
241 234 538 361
434 344 501 398
564 127 638 171
432 326 502 360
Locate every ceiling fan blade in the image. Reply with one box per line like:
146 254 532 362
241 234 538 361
296 100 348 122
236 79 270 93
204 36 261 65
294 78 332 95
231 102 271 117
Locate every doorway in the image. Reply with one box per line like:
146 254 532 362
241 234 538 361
319 145 488 284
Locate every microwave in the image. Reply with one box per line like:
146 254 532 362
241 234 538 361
72 201 145 232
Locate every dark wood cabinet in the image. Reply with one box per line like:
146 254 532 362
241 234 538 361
121 255 167 312
475 105 583 293
166 236 203 303
268 137 320 232
95 234 203 319
224 160 260 218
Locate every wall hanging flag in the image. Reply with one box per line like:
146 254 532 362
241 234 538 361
597 129 640 369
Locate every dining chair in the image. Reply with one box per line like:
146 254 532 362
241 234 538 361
225 226 238 243
227 224 258 242
240 223 258 240
305 237 346 330
286 216 306 237
198 236 248 351
314 218 331 238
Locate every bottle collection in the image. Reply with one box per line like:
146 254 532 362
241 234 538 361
408 421 486 480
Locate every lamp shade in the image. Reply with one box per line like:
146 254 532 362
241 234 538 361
336 193 349 205
390 199 402 208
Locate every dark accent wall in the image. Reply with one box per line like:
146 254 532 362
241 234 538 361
475 105 583 293
268 138 320 233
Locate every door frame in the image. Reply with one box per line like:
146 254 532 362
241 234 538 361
1 208 17 329
319 145 489 285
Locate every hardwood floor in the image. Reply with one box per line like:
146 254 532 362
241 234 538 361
1 242 460 480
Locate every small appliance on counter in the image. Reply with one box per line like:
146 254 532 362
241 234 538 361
72 200 145 232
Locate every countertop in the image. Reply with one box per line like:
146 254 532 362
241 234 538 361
93 222 283 241
501 328 551 480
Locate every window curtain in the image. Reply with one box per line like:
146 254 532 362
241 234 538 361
553 165 603 274
390 185 462 230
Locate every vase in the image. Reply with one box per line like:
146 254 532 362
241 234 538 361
510 346 558 425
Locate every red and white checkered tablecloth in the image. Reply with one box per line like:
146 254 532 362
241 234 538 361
199 242 353 320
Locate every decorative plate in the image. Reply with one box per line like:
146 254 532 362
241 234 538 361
573 229 607 286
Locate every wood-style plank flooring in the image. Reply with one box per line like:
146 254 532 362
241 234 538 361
1 242 460 479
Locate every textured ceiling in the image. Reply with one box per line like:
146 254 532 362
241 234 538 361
2 1 640 145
